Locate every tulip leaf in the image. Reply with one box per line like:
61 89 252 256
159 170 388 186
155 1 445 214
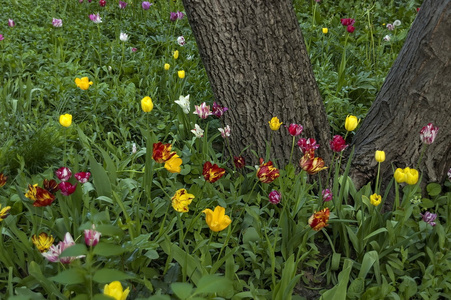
363 228 388 241
92 269 134 283
90 156 112 198
358 251 381 284
320 259 353 300
28 261 65 298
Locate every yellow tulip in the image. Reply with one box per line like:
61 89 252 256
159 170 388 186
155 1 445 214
375 150 385 162
0 204 11 222
141 96 153 113
370 193 382 206
345 115 359 131
202 206 232 232
103 281 130 300
404 167 419 185
171 188 194 212
31 233 54 253
173 50 179 59
164 155 182 174
394 168 405 183
394 167 419 185
268 117 283 131
178 70 185 79
322 28 328 34
75 77 93 90
164 63 170 70
59 114 72 127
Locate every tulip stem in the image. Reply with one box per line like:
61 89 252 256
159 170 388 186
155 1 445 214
63 128 67 166
394 180 400 211
215 227 232 265
321 228 336 254
267 131 273 162
97 24 102 67
225 137 235 171
120 42 125 76
375 162 381 195
417 144 427 170
289 136 296 166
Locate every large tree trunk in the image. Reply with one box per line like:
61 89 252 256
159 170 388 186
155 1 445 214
182 0 331 166
350 0 451 190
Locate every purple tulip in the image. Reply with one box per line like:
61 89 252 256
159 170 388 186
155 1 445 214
142 1 152 10
52 18 62 27
421 211 437 226
84 225 101 247
322 189 332 202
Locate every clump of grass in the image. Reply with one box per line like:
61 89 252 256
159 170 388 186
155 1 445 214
0 123 63 175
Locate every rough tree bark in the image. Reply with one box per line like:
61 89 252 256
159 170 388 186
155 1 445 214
350 0 451 190
182 0 331 166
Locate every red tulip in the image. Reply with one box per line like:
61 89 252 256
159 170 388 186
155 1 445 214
202 161 226 183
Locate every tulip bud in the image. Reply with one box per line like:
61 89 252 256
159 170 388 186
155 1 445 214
84 225 101 247
104 281 130 300
370 193 382 206
268 190 282 204
375 150 385 162
178 70 185 79
59 114 73 127
141 96 153 112
345 115 359 131
268 117 283 131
